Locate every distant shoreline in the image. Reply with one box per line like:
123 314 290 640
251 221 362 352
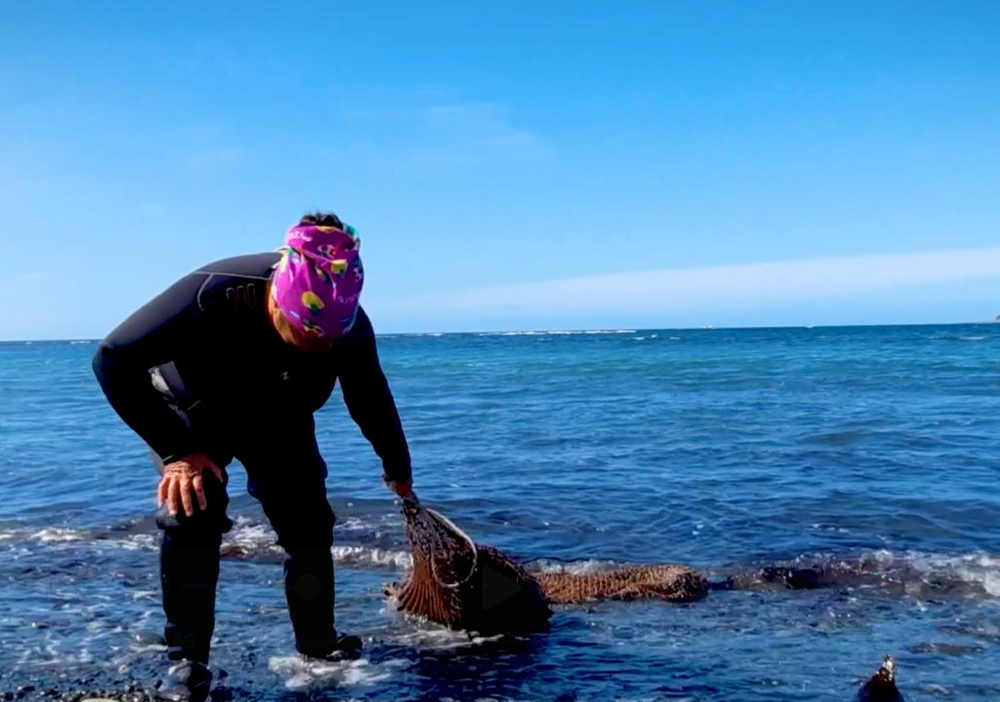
2 319 997 345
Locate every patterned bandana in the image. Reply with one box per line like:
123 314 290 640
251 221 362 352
271 223 364 340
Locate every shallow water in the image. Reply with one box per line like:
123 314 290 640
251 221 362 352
1 325 998 700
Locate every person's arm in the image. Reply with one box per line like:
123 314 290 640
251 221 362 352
92 274 206 464
337 309 413 486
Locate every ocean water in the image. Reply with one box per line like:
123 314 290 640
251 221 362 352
1 324 998 701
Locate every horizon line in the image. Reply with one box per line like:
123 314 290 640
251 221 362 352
3 318 998 344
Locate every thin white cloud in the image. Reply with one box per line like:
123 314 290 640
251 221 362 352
335 96 545 170
398 247 1000 316
419 102 541 151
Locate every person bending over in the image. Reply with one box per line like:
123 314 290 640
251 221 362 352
93 212 413 701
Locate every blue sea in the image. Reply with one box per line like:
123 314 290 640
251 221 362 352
1 324 999 701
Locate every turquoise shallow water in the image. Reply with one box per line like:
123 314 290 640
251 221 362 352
1 324 999 700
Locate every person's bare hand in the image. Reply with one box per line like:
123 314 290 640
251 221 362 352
386 479 413 499
158 453 224 517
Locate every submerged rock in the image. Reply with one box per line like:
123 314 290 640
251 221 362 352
856 655 904 702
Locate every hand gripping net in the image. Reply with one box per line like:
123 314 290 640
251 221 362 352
402 496 479 589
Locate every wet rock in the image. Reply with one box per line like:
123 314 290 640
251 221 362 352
760 565 824 589
856 655 903 702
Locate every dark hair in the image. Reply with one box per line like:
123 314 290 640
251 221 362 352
299 212 344 229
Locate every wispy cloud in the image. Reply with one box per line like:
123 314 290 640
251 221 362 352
334 95 545 171
398 247 1000 317
418 102 541 152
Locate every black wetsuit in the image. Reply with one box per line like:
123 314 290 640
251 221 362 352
92 252 411 663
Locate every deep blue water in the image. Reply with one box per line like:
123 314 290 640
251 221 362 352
1 325 999 700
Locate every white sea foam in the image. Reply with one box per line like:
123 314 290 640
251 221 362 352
476 329 636 337
268 654 402 690
222 516 281 555
120 533 159 551
1 520 411 570
221 517 410 567
33 528 88 543
906 551 1000 597
388 622 508 650
337 517 371 532
336 514 398 533
814 549 1000 599
331 545 412 569
533 558 620 575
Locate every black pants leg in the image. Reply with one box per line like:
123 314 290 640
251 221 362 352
238 419 338 658
149 362 236 665
156 464 233 665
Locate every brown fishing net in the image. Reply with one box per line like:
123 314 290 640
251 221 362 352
537 564 708 604
388 496 708 634
389 497 553 635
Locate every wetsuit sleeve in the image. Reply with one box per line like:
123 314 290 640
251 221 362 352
337 309 413 483
92 274 204 464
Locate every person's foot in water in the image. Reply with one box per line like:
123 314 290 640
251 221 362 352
300 632 363 662
319 632 363 660
157 660 213 702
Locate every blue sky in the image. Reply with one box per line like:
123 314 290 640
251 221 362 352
1 1 998 339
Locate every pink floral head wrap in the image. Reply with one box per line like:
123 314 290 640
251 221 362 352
271 222 364 339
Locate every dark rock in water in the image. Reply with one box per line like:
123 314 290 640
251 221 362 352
760 565 824 589
208 684 235 702
707 577 735 591
857 655 904 702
